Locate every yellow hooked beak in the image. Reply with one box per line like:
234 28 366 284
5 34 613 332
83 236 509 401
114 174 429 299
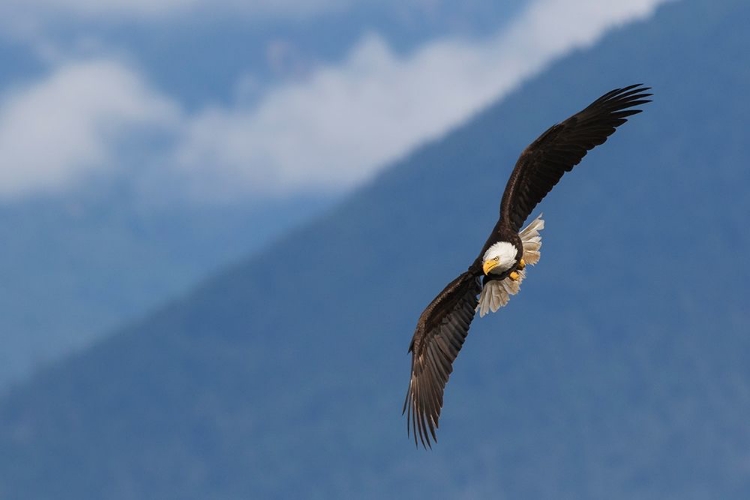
482 259 498 275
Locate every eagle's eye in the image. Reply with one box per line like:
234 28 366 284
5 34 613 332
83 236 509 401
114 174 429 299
493 256 500 262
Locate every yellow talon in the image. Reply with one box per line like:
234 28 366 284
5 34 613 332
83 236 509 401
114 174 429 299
518 258 526 270
509 271 519 281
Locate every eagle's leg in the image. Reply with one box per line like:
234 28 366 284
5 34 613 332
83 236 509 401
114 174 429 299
509 271 520 281
517 258 526 270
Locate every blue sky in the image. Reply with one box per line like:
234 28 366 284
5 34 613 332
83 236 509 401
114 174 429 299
0 0 669 203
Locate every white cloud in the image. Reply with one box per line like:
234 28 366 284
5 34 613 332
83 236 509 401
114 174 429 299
0 0 670 201
0 60 178 198
170 0 669 198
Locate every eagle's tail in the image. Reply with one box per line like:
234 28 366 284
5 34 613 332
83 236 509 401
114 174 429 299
519 214 544 265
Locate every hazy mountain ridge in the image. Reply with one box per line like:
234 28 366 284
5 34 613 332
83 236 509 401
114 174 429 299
0 189 331 389
2 0 750 497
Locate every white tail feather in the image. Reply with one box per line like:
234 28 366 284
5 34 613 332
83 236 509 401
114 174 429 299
519 214 544 265
477 214 544 317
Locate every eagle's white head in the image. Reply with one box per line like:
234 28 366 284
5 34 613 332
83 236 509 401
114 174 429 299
481 241 518 275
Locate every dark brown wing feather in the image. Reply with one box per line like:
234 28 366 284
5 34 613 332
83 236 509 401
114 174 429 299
500 84 652 232
403 270 481 448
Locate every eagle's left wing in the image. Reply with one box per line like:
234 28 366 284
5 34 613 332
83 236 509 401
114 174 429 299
500 84 652 233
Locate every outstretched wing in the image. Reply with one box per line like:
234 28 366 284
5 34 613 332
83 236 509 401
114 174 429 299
404 271 481 448
500 84 652 232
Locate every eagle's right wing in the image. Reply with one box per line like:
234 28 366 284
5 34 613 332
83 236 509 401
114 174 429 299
403 271 481 448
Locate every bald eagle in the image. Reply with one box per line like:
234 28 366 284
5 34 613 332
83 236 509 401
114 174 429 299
404 84 652 447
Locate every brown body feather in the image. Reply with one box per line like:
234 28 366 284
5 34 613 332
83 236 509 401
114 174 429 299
404 84 652 448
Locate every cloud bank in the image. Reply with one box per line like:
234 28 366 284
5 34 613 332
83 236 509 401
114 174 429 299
0 0 670 201
0 60 178 198
169 0 669 197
